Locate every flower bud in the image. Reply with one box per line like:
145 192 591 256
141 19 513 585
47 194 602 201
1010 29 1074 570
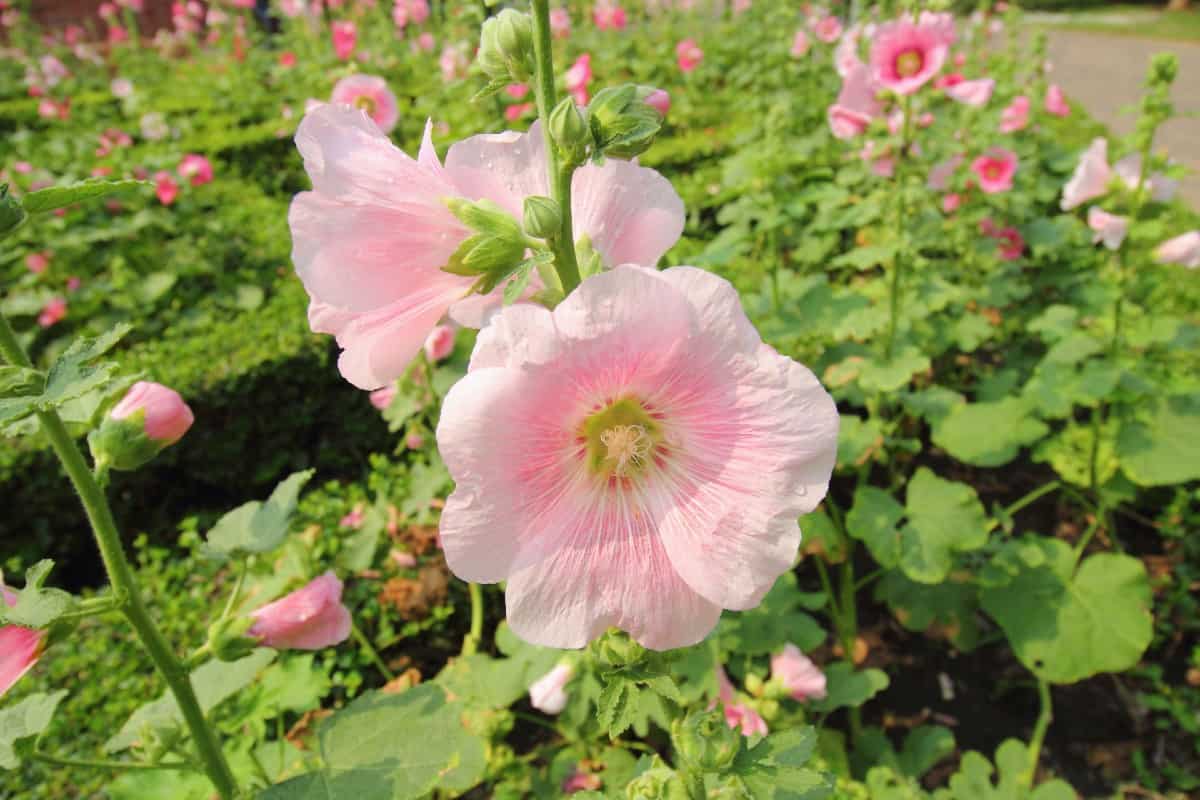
672 708 741 772
529 661 573 714
626 764 689 800
592 628 646 669
548 97 591 167
248 572 352 650
423 324 456 362
88 381 194 471
478 10 534 83
206 615 259 663
588 84 663 160
642 88 671 119
1150 52 1178 86
523 195 562 240
769 643 827 701
1 579 45 698
0 184 26 237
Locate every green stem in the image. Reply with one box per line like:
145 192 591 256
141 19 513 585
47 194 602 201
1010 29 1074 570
0 313 239 800
1003 481 1061 519
883 94 914 361
462 581 485 655
1024 679 1053 789
529 0 581 294
350 619 396 681
1072 512 1104 565
220 559 248 620
30 751 199 773
683 770 707 800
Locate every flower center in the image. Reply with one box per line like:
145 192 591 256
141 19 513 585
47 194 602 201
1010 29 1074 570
984 163 1001 180
353 94 377 115
580 396 663 482
895 49 923 78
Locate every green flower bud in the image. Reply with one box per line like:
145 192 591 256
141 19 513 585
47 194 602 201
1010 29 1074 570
476 18 509 78
744 672 764 697
441 197 528 293
496 10 533 74
206 615 259 663
672 709 741 773
0 184 26 238
523 195 562 240
588 85 663 160
626 765 689 800
592 629 647 669
1150 53 1178 86
548 97 591 167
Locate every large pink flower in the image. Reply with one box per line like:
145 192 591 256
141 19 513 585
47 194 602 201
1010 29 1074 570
330 74 399 134
435 267 839 649
249 571 352 650
290 104 684 390
1 579 44 698
869 18 949 96
970 147 1017 194
827 63 881 140
1061 137 1112 211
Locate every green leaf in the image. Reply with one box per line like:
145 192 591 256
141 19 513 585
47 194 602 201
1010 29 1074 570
899 468 990 584
809 664 889 712
502 260 535 305
857 348 931 393
0 691 67 769
0 559 75 629
980 541 1152 684
720 572 826 655
845 487 905 568
107 650 276 752
932 398 1048 467
596 677 637 738
21 179 146 214
40 324 132 408
731 727 834 799
934 739 1076 800
0 365 43 398
435 653 537 710
1116 395 1200 486
875 571 981 651
897 726 956 778
206 470 314 555
337 504 384 572
836 415 884 471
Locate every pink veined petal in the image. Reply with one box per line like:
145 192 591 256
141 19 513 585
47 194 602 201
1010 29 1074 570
443 125 549 219
467 302 563 371
0 626 42 697
570 159 684 268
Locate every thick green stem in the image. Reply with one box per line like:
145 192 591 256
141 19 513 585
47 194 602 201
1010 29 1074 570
529 0 581 294
461 581 485 655
0 313 239 800
350 619 396 681
1024 679 1053 788
883 95 914 361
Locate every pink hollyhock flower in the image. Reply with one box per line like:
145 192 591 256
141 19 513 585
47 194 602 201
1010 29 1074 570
790 30 810 58
945 77 994 108
827 63 881 139
970 148 1017 194
926 155 962 191
1087 207 1128 251
435 267 839 649
562 769 601 793
37 297 67 328
99 1 117 17
178 153 213 186
331 21 357 60
979 219 1024 261
1045 84 1069 117
1154 231 1200 269
369 384 397 410
39 55 69 87
110 381 194 445
405 431 425 449
676 38 703 73
529 663 573 714
279 51 297 68
416 32 435 52
439 44 469 82
918 10 957 45
593 0 626 30
423 324 455 362
1 577 45 698
107 24 129 44
64 24 84 44
290 104 684 390
506 83 531 100
111 78 134 98
813 15 842 43
504 103 533 122
331 74 400 134
565 54 591 104
154 171 180 205
716 667 768 736
25 252 50 274
942 193 962 214
407 0 430 25
340 505 365 528
1114 153 1179 203
870 18 949 96
770 643 827 701
67 276 81 291
1061 138 1111 211
834 26 864 77
645 89 670 118
279 0 306 17
998 95 1030 133
550 7 570 38
249 572 352 650
935 72 964 89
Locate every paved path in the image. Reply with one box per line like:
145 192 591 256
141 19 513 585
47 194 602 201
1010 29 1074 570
1045 29 1200 208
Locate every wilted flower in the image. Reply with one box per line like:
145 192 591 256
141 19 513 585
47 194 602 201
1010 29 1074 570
330 74 399 134
971 147 1018 194
249 572 352 650
1061 137 1111 211
1154 231 1200 268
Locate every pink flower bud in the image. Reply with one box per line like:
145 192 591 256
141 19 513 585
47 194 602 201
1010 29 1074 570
405 431 425 449
249 572 352 650
644 89 670 118
769 643 827 701
529 662 573 714
423 324 455 362
110 381 194 445
178 154 213 186
37 297 67 328
25 251 50 274
790 30 810 59
1 580 45 698
154 171 180 206
1045 84 1069 117
369 384 397 410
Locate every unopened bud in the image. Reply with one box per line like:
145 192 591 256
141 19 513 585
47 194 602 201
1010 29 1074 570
672 709 740 772
478 10 534 82
642 87 671 119
589 84 663 160
592 629 647 669
523 195 562 239
1150 53 1178 86
548 97 591 166
206 615 259 662
88 381 194 471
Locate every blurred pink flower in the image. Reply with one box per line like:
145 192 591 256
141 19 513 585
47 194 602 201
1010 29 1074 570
178 153 213 186
66 276 81 291
562 769 601 793
340 505 365 528
332 20 357 60
550 6 570 38
828 63 880 139
998 95 1029 133
869 17 950 95
676 38 703 73
813 15 842 43
111 77 134 98
1045 84 1069 117
716 667 769 736
331 74 399 134
645 88 670 117
25 252 50 274
942 193 962 214
506 83 530 100
423 324 455 362
110 381 194 444
1087 207 1128 251
369 384 397 410
435 267 838 648
390 549 417 568
279 51 297 68
405 431 425 449
945 77 993 107
926 155 962 191
279 0 306 17
98 1 117 18
565 54 592 104
1 579 45 698
970 147 1017 194
290 105 685 390
249 572 352 650
770 644 827 701
861 140 895 177
64 24 85 44
13 161 33 174
935 72 964 89
593 0 626 30
980 218 1024 260
107 24 129 44
37 297 67 327
790 29 810 58
834 25 864 77
1154 231 1200 268
504 102 533 122
1061 138 1111 211
439 44 469 82
1114 153 1179 203
154 171 180 205
529 663 573 714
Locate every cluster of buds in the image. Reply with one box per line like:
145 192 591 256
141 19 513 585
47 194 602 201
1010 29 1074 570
477 9 535 86
548 83 666 168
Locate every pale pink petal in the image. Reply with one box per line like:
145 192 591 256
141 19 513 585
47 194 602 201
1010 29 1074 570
249 572 352 650
444 126 548 219
571 160 684 268
1087 206 1128 251
944 77 993 107
1061 138 1111 211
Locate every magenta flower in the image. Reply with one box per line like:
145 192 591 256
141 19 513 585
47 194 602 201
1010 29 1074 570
369 384 397 410
249 572 352 650
827 63 881 139
998 95 1030 133
945 77 994 108
435 267 839 649
645 89 670 118
154 171 179 206
177 153 213 187
111 381 195 445
330 74 399 134
331 20 357 60
529 663 573 714
1087 207 1128 251
550 7 570 38
1061 138 1111 211
812 15 842 43
1045 84 1070 117
290 105 683 390
980 218 1024 261
770 643 827 701
423 324 456 362
676 38 703 73
37 297 67 328
25 251 50 274
790 29 810 58
970 147 1017 194
1155 231 1200 269
1 579 44 698
592 0 626 30
869 18 950 96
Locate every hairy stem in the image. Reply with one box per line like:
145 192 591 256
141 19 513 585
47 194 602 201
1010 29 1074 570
350 619 396 681
1024 679 1054 788
883 94 914 361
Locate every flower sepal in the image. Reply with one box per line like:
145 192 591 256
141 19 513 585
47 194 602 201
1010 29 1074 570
441 197 535 294
672 708 742 772
588 84 664 160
